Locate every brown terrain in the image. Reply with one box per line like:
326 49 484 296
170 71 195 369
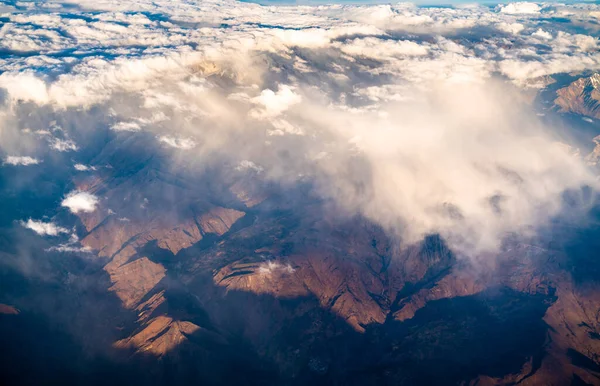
1 74 600 385
0 304 19 315
51 138 600 384
555 73 600 120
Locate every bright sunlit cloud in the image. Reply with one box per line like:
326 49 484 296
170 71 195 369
1 0 599 255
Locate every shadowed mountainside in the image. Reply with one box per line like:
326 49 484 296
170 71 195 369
2 74 600 385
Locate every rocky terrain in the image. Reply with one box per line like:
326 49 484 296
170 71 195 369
4 166 600 386
2 72 600 385
555 73 600 120
0 304 18 315
3 0 600 383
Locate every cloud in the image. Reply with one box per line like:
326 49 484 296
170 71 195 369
532 28 552 40
74 163 96 171
111 121 142 132
61 191 99 214
268 119 305 136
236 160 264 173
336 37 429 60
50 138 78 152
258 261 295 275
157 135 197 149
1 0 600 258
46 244 92 253
250 85 302 119
304 82 596 253
42 231 92 253
3 156 41 166
496 22 525 35
498 2 541 15
20 219 69 236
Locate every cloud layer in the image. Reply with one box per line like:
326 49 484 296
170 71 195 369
1 1 600 255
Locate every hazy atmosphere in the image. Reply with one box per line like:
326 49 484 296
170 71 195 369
1 1 600 385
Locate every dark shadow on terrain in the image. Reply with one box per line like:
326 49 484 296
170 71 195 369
311 287 555 386
568 349 600 374
572 373 595 386
0 235 558 386
561 220 600 287
166 287 555 385
0 163 575 386
0 244 281 386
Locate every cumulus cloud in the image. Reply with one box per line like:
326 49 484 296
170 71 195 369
496 22 525 35
498 2 541 14
1 0 600 257
61 191 99 214
20 219 69 236
3 156 41 166
532 28 552 40
250 85 302 119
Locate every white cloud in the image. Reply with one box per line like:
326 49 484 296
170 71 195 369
337 37 429 60
4 156 40 166
532 28 552 40
20 219 68 236
269 119 305 136
250 85 302 119
0 73 50 104
51 138 78 152
1 0 600 258
46 244 92 253
111 121 142 132
61 191 99 213
74 163 96 171
157 135 196 149
258 261 295 275
498 2 541 15
236 160 264 173
496 22 525 35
